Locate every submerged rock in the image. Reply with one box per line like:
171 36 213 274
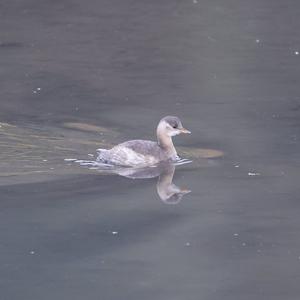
178 147 223 159
63 122 118 136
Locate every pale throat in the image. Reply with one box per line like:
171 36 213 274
156 122 177 159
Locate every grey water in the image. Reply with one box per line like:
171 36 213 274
1 0 300 299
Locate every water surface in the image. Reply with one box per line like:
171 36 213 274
1 1 300 299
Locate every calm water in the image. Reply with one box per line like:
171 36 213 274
1 0 300 299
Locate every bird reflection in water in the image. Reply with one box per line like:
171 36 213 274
71 159 191 204
116 162 191 204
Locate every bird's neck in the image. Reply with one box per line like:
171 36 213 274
157 164 175 191
156 124 177 159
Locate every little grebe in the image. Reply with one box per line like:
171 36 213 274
96 116 190 167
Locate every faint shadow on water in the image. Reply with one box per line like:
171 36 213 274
68 158 192 204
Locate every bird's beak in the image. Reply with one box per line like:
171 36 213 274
180 128 191 134
180 188 191 194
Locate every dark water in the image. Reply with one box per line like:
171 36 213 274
1 0 300 299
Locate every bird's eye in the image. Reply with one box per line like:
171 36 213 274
173 124 178 129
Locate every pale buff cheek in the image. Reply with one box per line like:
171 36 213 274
163 122 181 137
167 130 180 137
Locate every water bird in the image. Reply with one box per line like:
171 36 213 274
97 116 190 167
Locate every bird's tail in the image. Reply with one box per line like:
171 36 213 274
96 148 108 162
